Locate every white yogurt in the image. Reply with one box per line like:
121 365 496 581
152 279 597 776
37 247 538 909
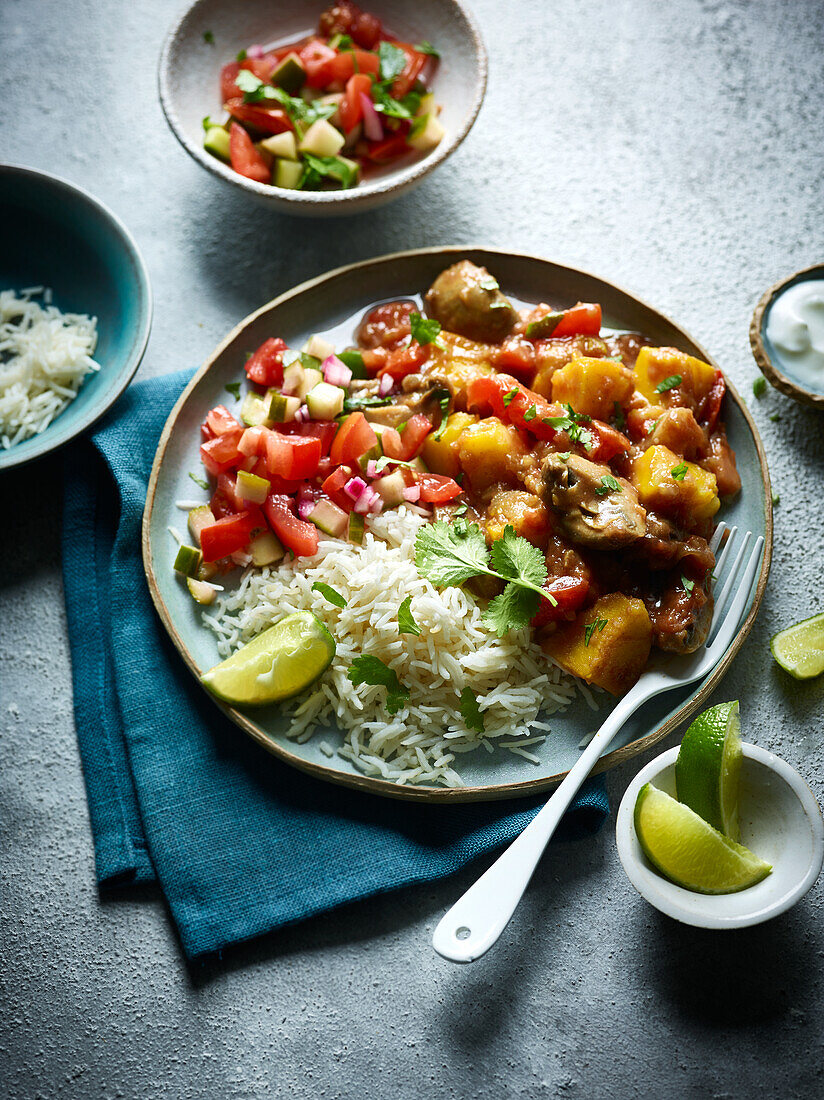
765 278 824 389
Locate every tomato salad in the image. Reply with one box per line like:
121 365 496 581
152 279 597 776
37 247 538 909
202 2 443 191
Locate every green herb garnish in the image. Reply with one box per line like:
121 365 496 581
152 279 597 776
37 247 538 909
236 48 247 61
656 374 682 393
377 41 408 82
769 412 782 422
584 617 608 647
543 405 595 450
414 40 440 57
771 490 780 505
681 575 695 594
188 472 210 491
398 595 421 636
301 153 358 190
347 655 409 714
337 349 367 378
459 687 484 733
224 381 241 400
371 84 419 119
523 404 537 422
594 475 621 496
432 388 451 441
612 401 626 430
343 393 394 412
753 376 767 398
203 30 215 45
409 311 443 347
503 388 519 407
525 311 564 339
671 463 688 481
312 582 347 608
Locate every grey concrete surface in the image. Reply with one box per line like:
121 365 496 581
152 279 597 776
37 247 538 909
1 0 823 1096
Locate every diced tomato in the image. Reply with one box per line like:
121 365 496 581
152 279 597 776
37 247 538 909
351 11 382 49
416 473 462 504
215 471 243 511
245 337 288 387
220 61 243 101
200 428 244 476
264 494 319 557
361 347 388 374
322 465 356 512
201 422 215 443
240 55 277 82
225 98 294 135
380 427 403 459
229 122 270 184
264 431 322 480
397 413 432 459
542 303 602 339
329 411 377 466
496 335 536 380
206 405 242 436
698 369 726 431
326 48 380 85
278 420 337 456
466 374 560 441
340 72 373 133
377 340 429 382
531 576 591 629
300 39 337 87
364 133 409 162
200 508 266 563
391 44 428 98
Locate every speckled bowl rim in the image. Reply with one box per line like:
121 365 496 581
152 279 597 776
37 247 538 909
615 743 824 928
157 0 487 210
0 164 153 471
749 263 824 410
142 245 773 804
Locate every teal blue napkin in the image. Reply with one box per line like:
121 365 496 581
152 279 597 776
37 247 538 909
61 370 608 959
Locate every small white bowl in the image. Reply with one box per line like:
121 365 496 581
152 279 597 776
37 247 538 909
615 743 824 929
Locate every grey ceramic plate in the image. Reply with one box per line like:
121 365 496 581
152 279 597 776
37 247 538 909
159 0 486 216
143 247 773 803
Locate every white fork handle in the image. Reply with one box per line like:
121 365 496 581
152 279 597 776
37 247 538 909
432 685 647 963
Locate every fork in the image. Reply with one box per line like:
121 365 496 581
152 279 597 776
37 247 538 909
432 523 764 963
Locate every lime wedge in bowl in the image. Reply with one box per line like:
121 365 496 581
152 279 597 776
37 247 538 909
675 700 742 839
634 783 772 895
201 611 335 706
770 612 824 680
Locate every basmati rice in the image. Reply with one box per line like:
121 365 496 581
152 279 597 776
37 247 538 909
0 287 99 448
202 505 587 787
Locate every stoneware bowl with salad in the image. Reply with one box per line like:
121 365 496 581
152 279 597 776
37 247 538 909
159 0 487 215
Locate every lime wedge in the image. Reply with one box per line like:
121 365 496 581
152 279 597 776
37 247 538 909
634 783 771 894
201 611 335 706
770 612 824 680
675 700 742 839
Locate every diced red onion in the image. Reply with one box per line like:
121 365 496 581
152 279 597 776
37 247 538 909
246 44 265 59
359 92 383 141
294 404 310 423
354 486 382 514
365 459 378 479
378 373 393 396
322 355 352 387
402 485 421 502
297 498 315 520
344 476 367 501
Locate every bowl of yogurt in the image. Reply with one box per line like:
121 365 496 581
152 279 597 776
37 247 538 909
750 264 824 409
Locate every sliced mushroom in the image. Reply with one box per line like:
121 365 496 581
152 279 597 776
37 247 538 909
542 452 646 549
424 261 517 344
355 372 453 428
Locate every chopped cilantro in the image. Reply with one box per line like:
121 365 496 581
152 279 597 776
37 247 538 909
236 48 247 61
646 417 660 436
584 617 608 647
342 393 393 412
312 582 347 608
771 490 780 505
523 404 537 422
769 411 782 422
503 388 519 407
681 575 695 594
414 40 440 57
235 70 337 129
409 311 443 347
188 472 210 491
478 274 499 291
337 349 367 378
558 451 571 461
753 376 767 398
431 388 451 441
301 153 359 190
398 595 421 636
371 84 418 119
459 688 484 733
377 41 407 82
203 30 215 45
525 311 564 339
224 381 241 400
671 463 688 481
453 503 468 516
594 475 621 496
656 374 682 393
347 655 409 714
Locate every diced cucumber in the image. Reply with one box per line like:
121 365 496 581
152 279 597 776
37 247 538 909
303 335 335 361
250 530 285 566
408 114 445 152
273 158 304 190
282 362 305 395
415 93 435 117
271 52 305 94
299 118 345 157
236 469 270 505
203 126 231 161
174 544 203 577
407 456 429 473
188 505 215 546
267 391 301 422
317 92 344 128
187 577 217 605
357 441 384 473
372 470 407 508
241 392 269 426
297 367 324 400
348 512 365 544
260 130 298 160
308 499 349 538
306 381 344 420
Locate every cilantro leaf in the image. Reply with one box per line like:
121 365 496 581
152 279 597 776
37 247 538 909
301 153 359 190
371 84 417 119
414 40 440 57
312 581 347 608
225 381 241 400
671 463 688 481
612 401 626 430
343 393 393 412
489 525 546 590
377 41 407 81
431 388 451 441
347 655 409 714
523 404 537 422
236 48 247 61
409 311 442 346
188 471 209 491
594 474 621 496
203 30 215 45
584 617 608 647
484 584 541 637
502 388 519 407
459 687 484 733
398 595 421 635
478 274 499 291
656 374 682 393
753 376 767 398
414 520 490 586
771 490 780 505
235 71 337 128
681 575 695 594
453 502 468 516
526 311 564 339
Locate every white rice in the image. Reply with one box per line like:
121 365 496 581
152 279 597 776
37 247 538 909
203 505 586 788
0 287 100 449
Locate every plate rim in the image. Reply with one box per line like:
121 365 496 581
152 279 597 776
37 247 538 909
142 245 773 803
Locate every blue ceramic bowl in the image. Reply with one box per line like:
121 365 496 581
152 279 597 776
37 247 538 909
0 165 152 470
